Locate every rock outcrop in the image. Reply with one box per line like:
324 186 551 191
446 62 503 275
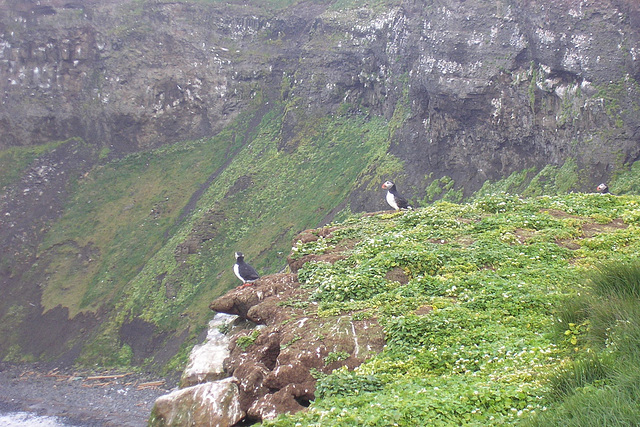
212 271 386 422
151 228 386 425
180 313 239 388
151 378 245 426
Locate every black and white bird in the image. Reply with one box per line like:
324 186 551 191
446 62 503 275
596 183 610 194
233 252 260 287
381 180 410 210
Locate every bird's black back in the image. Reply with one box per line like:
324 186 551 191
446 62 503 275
238 260 259 281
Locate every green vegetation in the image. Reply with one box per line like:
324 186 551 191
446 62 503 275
10 95 395 370
610 159 640 195
237 329 261 351
525 261 640 426
265 191 640 426
324 351 350 365
37 134 246 318
474 159 583 198
106 104 394 366
422 175 463 204
528 62 538 114
596 79 633 128
1 5 640 426
315 366 383 398
3 93 640 427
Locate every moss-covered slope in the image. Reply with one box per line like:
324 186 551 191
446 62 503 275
0 94 405 370
258 190 640 425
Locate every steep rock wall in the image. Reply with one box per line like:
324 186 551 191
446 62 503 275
1 0 638 184
0 0 279 150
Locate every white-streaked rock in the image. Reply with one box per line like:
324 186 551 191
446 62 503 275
181 313 238 387
151 378 244 426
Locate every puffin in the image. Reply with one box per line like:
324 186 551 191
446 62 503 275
233 252 260 287
381 180 410 210
596 183 610 194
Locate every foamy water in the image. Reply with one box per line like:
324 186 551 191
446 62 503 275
0 411 77 426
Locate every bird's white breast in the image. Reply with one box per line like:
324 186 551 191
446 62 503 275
233 264 242 281
386 191 399 210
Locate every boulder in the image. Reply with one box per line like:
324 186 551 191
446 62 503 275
209 273 299 320
150 378 244 427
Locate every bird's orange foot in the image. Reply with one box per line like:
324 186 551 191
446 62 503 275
238 282 253 288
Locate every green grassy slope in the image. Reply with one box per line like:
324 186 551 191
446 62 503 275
5 92 640 375
261 188 640 426
21 97 405 369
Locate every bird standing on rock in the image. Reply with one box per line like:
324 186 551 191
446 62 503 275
233 252 260 287
382 180 411 210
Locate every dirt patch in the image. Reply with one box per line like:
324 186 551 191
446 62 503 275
19 305 99 365
514 228 536 244
385 267 410 284
0 140 100 364
175 209 226 263
582 218 628 237
225 175 254 198
287 226 357 273
555 217 628 250
288 253 346 273
556 239 581 250
293 226 340 244
415 305 434 315
456 235 475 247
120 319 167 365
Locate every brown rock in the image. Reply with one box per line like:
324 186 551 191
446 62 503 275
287 253 346 274
248 383 313 421
209 273 298 319
205 262 387 422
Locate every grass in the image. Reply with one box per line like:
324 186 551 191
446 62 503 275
22 95 397 368
0 6 639 423
590 262 640 299
36 135 243 317
263 192 640 426
3 108 640 427
117 106 393 328
524 261 640 426
473 160 585 198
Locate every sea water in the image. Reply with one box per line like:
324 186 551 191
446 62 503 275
0 411 77 426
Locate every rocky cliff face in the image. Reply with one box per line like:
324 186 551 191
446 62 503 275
2 0 638 180
0 0 274 151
